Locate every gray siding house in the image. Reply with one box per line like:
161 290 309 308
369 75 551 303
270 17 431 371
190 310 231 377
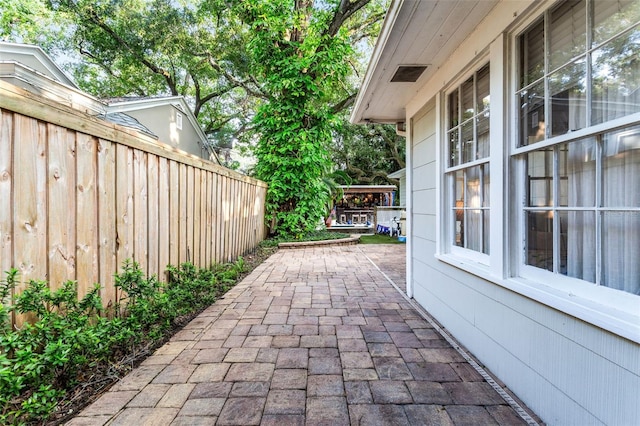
352 1 639 424
0 42 218 163
106 97 218 163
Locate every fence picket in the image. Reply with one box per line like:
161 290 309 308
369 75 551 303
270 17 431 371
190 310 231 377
0 110 13 277
158 157 170 278
97 138 117 307
147 154 159 278
0 82 267 328
47 124 76 289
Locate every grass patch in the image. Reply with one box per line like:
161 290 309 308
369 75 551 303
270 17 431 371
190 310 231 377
359 234 405 244
260 230 351 247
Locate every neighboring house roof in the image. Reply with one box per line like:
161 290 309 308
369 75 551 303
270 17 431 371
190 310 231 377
106 96 202 141
350 0 499 125
0 42 106 116
0 41 220 164
100 112 158 139
106 96 220 164
0 41 77 88
387 168 406 179
106 96 190 116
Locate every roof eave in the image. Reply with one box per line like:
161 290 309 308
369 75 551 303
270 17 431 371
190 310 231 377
349 0 405 125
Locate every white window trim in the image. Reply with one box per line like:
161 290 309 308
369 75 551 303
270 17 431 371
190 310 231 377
439 53 493 264
449 246 490 265
507 1 640 342
176 111 183 130
433 15 640 344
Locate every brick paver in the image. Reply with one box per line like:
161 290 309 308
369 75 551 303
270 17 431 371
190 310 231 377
68 244 540 426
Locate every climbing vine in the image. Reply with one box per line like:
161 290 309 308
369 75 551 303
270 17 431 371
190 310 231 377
238 0 372 236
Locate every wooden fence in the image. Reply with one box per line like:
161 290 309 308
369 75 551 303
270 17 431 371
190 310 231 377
0 81 267 316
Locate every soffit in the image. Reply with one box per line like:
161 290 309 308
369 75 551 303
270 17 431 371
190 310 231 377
351 0 498 124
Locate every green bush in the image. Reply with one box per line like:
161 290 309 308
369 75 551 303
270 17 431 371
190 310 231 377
0 258 247 424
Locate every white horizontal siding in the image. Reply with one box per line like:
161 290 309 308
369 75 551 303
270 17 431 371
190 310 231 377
408 87 640 425
398 176 407 207
413 249 640 425
413 214 436 242
413 163 436 191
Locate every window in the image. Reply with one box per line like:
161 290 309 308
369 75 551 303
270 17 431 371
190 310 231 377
446 64 490 256
176 112 183 130
516 0 640 294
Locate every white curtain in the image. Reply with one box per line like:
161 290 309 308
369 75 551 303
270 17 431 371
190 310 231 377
566 138 596 283
566 128 640 294
602 128 640 294
465 166 482 252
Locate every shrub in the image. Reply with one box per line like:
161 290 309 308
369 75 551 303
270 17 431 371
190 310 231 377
0 258 247 424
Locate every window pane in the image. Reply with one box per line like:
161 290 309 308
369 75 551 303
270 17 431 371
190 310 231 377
593 0 640 47
454 209 464 247
449 89 459 128
591 28 640 125
466 210 483 252
461 120 474 163
526 211 554 272
461 77 474 121
477 64 490 113
447 63 490 257
602 211 640 294
520 18 545 88
465 167 483 252
603 125 640 207
466 166 480 208
448 128 459 167
559 210 596 282
482 165 490 208
519 81 545 146
549 59 587 137
454 170 464 247
559 139 596 207
527 149 553 207
477 113 490 159
483 210 490 255
455 170 464 207
549 0 586 71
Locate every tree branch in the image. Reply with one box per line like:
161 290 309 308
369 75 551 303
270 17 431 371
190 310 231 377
77 40 147 96
330 93 357 114
379 128 406 168
326 0 371 38
348 10 386 43
69 3 178 94
205 56 269 100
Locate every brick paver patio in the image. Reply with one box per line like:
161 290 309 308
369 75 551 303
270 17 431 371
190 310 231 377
67 244 539 425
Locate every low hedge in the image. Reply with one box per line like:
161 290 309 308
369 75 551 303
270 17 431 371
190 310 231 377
0 258 246 425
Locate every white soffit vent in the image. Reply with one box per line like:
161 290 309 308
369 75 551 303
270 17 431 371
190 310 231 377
390 65 428 82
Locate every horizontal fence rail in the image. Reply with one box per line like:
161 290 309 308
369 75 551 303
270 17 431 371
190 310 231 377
0 81 267 321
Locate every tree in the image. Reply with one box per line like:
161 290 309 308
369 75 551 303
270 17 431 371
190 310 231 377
236 0 383 236
4 0 263 144
1 0 388 236
332 119 405 185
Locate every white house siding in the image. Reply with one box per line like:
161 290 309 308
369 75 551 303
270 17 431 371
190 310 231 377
408 59 639 426
398 175 406 207
126 105 204 158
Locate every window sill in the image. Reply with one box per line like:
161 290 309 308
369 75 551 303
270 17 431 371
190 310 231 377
435 253 640 344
